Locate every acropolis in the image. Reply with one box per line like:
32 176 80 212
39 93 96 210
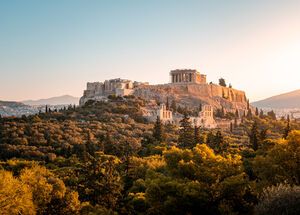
170 69 206 84
80 69 210 105
79 69 248 119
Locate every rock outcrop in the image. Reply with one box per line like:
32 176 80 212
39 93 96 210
133 83 248 112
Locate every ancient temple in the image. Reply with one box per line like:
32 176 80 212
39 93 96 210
170 69 206 84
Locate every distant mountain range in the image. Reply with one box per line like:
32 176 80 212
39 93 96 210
0 101 38 117
22 95 79 106
252 89 300 109
0 95 79 117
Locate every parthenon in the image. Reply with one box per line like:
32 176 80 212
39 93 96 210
170 69 206 84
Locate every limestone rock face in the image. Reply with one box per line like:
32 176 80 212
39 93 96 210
133 83 248 112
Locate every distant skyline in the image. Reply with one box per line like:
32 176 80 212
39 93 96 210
1 0 300 102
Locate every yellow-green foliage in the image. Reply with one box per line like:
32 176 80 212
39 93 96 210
253 130 300 187
0 170 35 215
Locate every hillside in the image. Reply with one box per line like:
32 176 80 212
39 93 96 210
0 101 38 117
134 83 248 112
252 89 300 108
1 96 300 214
22 95 79 106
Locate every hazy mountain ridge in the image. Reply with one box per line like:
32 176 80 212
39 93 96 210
252 89 300 108
22 95 79 106
0 95 79 117
0 101 38 117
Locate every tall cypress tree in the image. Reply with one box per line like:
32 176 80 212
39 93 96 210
221 106 225 118
194 126 201 145
235 109 239 118
199 103 202 112
166 97 170 110
259 109 264 118
247 109 253 119
178 113 194 148
249 121 259 151
214 130 224 152
234 117 238 128
153 116 163 142
255 107 259 116
171 100 177 112
247 99 250 110
283 115 291 139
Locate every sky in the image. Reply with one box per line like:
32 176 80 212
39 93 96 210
1 0 300 102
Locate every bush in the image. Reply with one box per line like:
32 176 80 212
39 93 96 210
255 183 300 215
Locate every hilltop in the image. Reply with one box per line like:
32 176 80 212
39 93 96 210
80 69 249 114
133 83 247 112
22 95 79 106
0 101 38 117
252 89 300 109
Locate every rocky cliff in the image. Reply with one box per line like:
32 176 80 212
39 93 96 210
133 83 248 112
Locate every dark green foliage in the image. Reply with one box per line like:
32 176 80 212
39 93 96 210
193 126 202 144
267 110 276 120
1 96 300 214
219 78 227 87
255 108 259 116
259 109 264 118
249 121 259 151
178 114 194 148
235 109 239 118
153 116 163 142
170 99 177 112
255 184 300 215
166 97 170 110
283 115 291 139
247 109 253 119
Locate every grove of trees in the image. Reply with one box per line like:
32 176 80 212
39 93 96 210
0 97 300 214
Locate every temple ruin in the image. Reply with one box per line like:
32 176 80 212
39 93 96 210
170 69 206 84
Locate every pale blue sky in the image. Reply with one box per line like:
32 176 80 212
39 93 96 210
1 0 300 101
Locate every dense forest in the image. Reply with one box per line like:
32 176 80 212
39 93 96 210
0 96 299 215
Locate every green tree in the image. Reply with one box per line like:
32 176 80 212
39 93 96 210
152 116 163 142
255 184 300 215
144 145 252 214
199 103 202 112
194 126 202 145
214 130 225 153
171 100 177 112
267 110 276 120
247 109 253 119
255 107 259 116
0 170 35 215
259 109 264 118
82 152 123 210
219 78 227 87
20 165 67 214
283 115 291 139
248 121 259 151
253 130 300 185
166 97 169 110
235 109 239 118
178 114 194 148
